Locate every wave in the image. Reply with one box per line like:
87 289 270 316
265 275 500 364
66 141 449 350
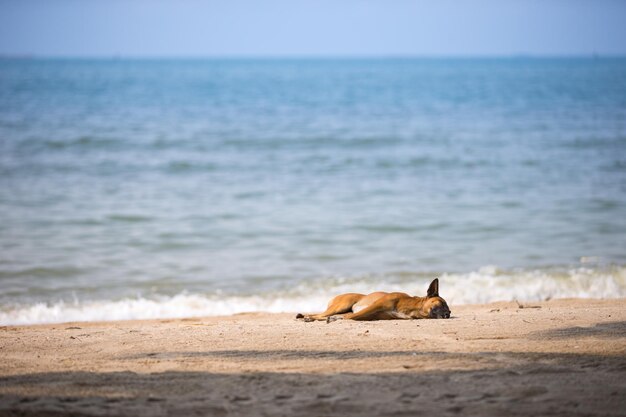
1 265 624 325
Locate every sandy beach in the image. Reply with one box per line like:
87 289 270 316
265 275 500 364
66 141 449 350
1 298 624 416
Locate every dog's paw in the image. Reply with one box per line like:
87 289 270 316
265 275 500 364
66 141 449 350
326 315 342 324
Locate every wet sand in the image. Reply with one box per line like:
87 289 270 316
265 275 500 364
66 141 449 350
1 298 625 416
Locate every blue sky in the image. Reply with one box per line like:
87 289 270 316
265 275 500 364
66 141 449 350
1 0 625 57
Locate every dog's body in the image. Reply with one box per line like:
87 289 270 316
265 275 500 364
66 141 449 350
297 278 451 322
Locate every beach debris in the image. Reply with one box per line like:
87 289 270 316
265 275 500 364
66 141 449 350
398 392 420 399
489 309 500 313
65 326 81 330
229 395 251 402
147 397 164 402
514 299 541 309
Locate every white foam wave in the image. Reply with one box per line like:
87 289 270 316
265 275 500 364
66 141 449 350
1 266 624 325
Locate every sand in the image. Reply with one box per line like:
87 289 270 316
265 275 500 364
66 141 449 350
0 298 625 416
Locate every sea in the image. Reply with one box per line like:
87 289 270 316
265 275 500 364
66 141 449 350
0 57 625 325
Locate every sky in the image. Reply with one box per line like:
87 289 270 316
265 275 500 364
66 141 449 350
1 0 625 57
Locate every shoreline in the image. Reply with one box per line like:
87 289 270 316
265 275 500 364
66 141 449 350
3 295 626 329
1 298 625 416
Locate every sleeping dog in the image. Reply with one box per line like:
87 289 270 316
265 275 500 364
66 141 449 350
297 278 451 322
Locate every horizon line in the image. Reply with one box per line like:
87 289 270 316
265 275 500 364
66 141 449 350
1 53 625 60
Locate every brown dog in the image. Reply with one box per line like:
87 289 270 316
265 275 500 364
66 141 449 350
296 278 451 322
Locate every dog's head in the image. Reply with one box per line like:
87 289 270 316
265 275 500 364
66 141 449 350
420 278 451 319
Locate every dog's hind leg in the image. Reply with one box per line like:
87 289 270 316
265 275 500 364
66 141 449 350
297 293 364 321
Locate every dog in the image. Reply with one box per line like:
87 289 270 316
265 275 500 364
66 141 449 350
296 278 451 322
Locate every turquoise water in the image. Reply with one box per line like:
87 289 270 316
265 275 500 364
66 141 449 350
1 58 625 324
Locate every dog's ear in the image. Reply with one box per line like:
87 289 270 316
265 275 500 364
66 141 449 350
426 278 439 298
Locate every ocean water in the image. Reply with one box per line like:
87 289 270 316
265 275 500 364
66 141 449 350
1 58 625 325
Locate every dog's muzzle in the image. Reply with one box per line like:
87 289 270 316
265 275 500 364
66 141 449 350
431 307 451 319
